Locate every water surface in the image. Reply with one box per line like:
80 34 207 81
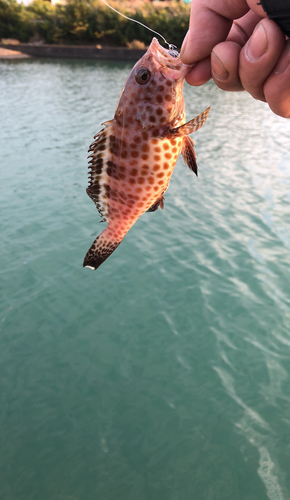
1 58 290 500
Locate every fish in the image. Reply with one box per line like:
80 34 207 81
84 37 210 270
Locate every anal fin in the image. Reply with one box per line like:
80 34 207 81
147 194 165 212
181 136 198 176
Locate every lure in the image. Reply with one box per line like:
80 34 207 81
83 37 210 270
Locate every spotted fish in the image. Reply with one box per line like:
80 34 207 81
84 37 210 270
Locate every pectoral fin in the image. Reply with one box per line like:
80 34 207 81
170 106 210 137
181 136 198 176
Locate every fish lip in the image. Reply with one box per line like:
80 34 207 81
148 37 193 79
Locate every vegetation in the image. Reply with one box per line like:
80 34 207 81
0 0 190 48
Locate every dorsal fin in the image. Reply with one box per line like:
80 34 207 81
86 120 114 222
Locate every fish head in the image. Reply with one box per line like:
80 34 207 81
115 37 193 130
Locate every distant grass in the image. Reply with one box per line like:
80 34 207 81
0 0 190 48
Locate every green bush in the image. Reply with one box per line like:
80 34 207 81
0 0 190 48
0 0 35 42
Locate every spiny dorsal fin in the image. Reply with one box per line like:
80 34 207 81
86 120 114 222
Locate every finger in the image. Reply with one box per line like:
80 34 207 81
264 40 290 118
184 11 261 88
210 11 263 92
211 42 243 91
181 0 256 64
185 57 212 86
227 10 262 46
239 19 286 101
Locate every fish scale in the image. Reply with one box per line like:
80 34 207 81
84 38 210 270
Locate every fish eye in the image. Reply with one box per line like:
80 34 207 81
135 68 151 85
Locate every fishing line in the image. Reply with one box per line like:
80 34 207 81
100 0 177 53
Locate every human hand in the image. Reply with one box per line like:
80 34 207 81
180 0 290 118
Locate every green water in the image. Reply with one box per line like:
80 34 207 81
1 58 290 500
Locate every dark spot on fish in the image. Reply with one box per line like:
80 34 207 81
163 143 170 151
134 136 141 144
163 162 170 169
154 155 161 161
142 144 150 153
137 177 145 185
156 108 163 116
153 164 160 171
141 153 149 160
149 115 156 123
107 160 117 169
156 95 163 104
165 94 172 102
110 189 118 201
130 168 138 176
165 153 172 160
142 131 149 141
119 192 127 202
157 172 165 178
131 150 139 158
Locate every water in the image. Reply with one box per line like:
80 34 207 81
1 57 290 500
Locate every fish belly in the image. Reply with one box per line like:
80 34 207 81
105 133 183 239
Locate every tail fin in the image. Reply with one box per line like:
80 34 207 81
83 235 120 270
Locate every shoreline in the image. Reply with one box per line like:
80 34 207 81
0 47 32 59
0 43 146 61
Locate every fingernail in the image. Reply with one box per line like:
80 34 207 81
274 40 290 74
211 51 229 81
247 23 268 60
180 30 189 60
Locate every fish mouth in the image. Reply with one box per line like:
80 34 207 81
148 37 193 80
